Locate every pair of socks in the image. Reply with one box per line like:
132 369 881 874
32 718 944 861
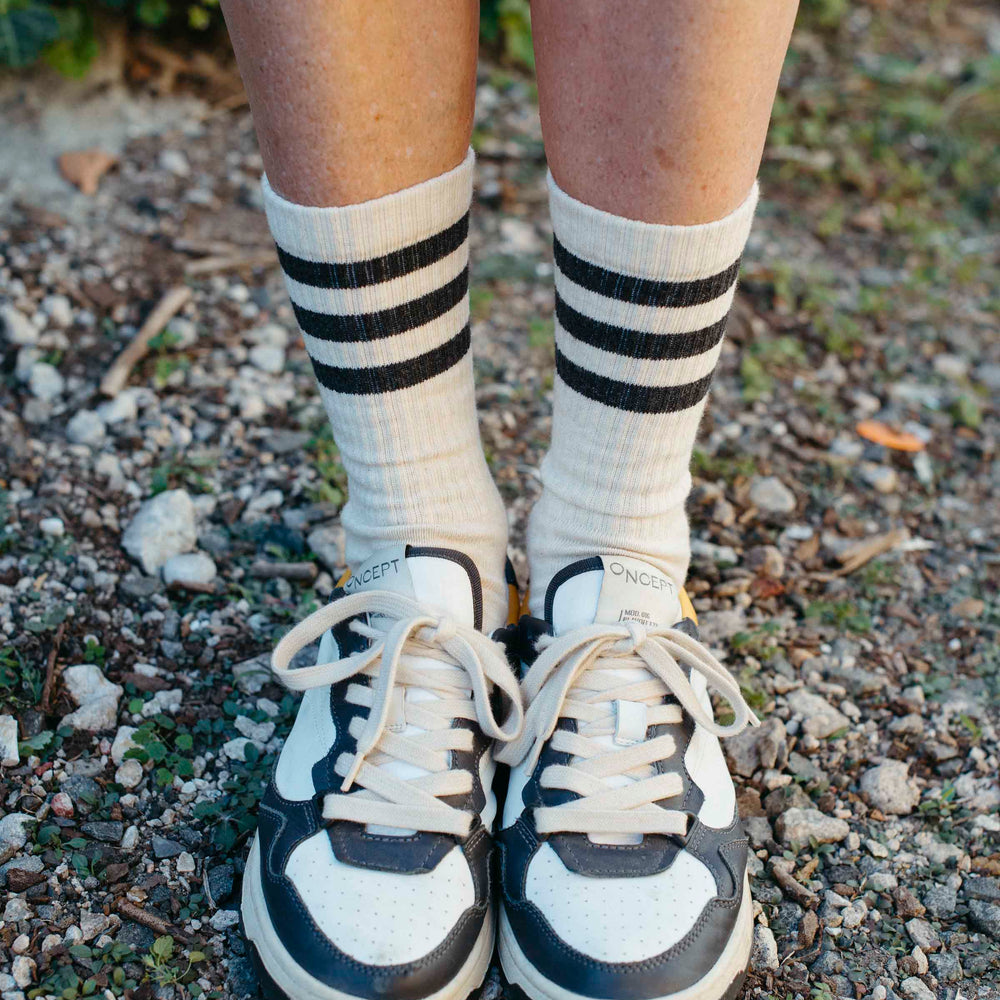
262 150 758 631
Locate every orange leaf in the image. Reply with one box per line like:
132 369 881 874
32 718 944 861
855 420 925 453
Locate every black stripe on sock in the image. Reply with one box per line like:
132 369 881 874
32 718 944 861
309 324 470 395
555 292 728 360
553 237 739 308
555 347 715 414
293 269 468 343
277 212 469 289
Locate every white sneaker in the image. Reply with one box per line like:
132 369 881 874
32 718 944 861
242 546 522 1000
497 555 758 1000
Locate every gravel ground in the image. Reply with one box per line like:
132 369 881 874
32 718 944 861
1 5 999 1000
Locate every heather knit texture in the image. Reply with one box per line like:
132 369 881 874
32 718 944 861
528 177 759 614
263 150 509 629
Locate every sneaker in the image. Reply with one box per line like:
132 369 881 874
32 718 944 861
497 555 758 1000
242 545 523 1000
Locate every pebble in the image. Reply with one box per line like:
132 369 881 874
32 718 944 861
232 654 271 694
905 917 941 951
785 689 850 739
4 897 32 922
724 717 787 777
860 463 899 493
121 489 198 574
776 807 850 845
11 935 29 955
899 977 935 1000
921 882 957 918
176 851 196 874
151 835 185 859
111 725 140 765
690 538 739 567
234 715 275 744
81 821 123 843
159 149 190 176
859 760 920 815
10 957 34 989
1 304 40 345
0 813 34 864
223 736 252 760
249 344 285 374
96 389 141 425
28 362 65 401
60 664 124 733
210 908 240 931
80 911 111 941
307 524 346 573
39 516 65 537
121 825 140 851
162 551 217 588
750 924 779 971
748 476 797 514
968 899 1000 939
50 791 74 817
66 409 107 447
0 715 18 766
115 758 144 789
42 294 73 328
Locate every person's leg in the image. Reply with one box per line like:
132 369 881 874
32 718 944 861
221 0 510 628
500 7 797 1000
527 0 798 609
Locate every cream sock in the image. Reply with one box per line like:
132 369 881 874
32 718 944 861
263 150 509 629
528 175 759 615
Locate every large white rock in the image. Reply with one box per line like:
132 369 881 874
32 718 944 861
122 490 197 574
111 726 139 765
28 362 65 401
66 410 107 447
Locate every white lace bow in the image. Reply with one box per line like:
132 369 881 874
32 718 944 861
496 621 759 837
271 591 523 837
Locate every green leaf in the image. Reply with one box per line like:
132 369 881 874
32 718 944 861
136 0 170 27
175 732 194 751
151 935 175 962
19 729 54 752
0 2 61 69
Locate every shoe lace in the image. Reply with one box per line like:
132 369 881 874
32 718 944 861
271 590 524 838
495 622 759 837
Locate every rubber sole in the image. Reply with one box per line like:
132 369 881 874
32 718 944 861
240 835 495 1000
498 874 752 1000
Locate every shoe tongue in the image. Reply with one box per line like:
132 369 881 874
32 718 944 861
547 555 682 636
343 545 481 629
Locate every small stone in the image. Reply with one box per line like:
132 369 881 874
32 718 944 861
4 897 32 922
122 490 198 574
176 851 196 874
151 836 185 859
248 344 285 374
42 294 73 328
11 956 35 988
725 717 787 777
745 544 785 578
66 409 106 447
860 760 920 815
899 977 935 1000
223 736 252 760
161 551 217 588
11 934 29 954
210 908 240 931
60 664 123 733
776 807 850 846
860 464 899 493
204 863 235 908
921 883 957 918
786 689 850 739
748 476 796 514
0 715 18 766
927 952 963 982
234 715 275 744
111 726 140 765
81 821 123 843
28 362 65 401
232 654 270 694
96 389 141 425
905 917 941 951
39 517 65 537
159 149 190 176
750 924 779 971
968 899 1000 939
50 791 74 817
0 813 34 864
1 304 39 346
115 758 144 790
307 524 345 573
121 826 140 850
869 872 898 892
80 911 111 942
